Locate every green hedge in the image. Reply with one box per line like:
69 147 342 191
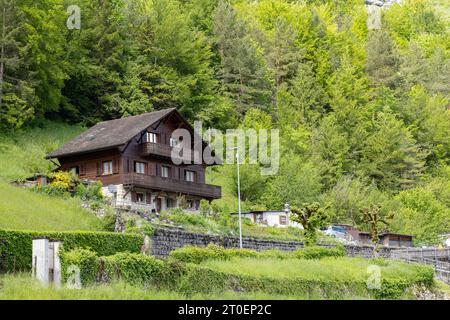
0 229 144 272
59 250 186 289
60 248 99 286
169 244 345 264
293 245 345 259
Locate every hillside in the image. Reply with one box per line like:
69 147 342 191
0 122 104 231
0 181 102 231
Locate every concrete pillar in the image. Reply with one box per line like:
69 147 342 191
52 242 61 288
32 239 49 286
32 239 62 288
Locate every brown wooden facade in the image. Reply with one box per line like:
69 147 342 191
51 109 221 210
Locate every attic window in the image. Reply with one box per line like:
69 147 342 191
144 132 157 144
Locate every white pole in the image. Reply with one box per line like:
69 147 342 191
236 149 242 249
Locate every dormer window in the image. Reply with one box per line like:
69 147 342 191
144 132 157 143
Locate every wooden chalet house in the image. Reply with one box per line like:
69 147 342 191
46 108 221 212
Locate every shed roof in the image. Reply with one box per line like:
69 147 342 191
46 108 177 159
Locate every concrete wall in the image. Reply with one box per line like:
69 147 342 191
151 228 395 258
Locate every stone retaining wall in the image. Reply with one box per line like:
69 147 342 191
151 228 395 258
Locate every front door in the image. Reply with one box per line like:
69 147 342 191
156 198 162 212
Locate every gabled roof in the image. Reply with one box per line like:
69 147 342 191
46 108 177 159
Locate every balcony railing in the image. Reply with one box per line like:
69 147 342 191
122 173 221 199
138 142 201 161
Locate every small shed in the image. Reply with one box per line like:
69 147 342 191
358 232 413 247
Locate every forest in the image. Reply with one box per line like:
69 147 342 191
0 0 449 245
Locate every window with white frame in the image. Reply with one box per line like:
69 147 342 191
169 137 178 147
161 166 169 178
69 166 79 175
145 132 157 143
136 192 145 203
185 170 195 182
103 160 113 175
134 161 145 174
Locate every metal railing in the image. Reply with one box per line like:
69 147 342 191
123 173 221 199
391 247 450 284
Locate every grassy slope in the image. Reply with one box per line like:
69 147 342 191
0 121 85 181
0 181 102 231
0 122 103 231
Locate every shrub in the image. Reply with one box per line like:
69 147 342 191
169 244 227 264
0 229 143 272
43 171 77 197
293 245 346 260
169 244 345 264
101 253 166 286
60 248 98 286
74 181 103 202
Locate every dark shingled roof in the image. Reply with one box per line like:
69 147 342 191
46 108 177 159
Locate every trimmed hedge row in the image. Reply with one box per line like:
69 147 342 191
0 229 144 272
169 244 346 264
59 248 434 299
60 248 185 289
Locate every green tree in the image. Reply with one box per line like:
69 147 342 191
290 202 328 246
365 30 400 90
360 204 392 255
213 0 272 117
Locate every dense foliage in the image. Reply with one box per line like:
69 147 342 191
1 0 449 245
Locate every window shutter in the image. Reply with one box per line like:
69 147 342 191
80 164 86 176
146 192 152 204
145 163 149 175
155 164 159 176
131 191 137 202
113 158 119 174
96 162 102 176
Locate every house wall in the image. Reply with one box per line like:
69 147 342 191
242 212 303 229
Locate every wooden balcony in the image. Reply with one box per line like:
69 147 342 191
138 142 201 161
122 173 221 199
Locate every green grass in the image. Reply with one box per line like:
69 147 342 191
0 273 322 300
0 121 84 181
0 181 102 231
200 257 428 282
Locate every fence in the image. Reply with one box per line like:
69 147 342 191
391 247 450 284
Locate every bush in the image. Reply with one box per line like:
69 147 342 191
60 248 98 286
169 244 226 264
42 171 77 197
0 229 143 272
169 244 345 264
74 181 103 202
101 253 166 286
59 250 187 289
293 245 346 260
